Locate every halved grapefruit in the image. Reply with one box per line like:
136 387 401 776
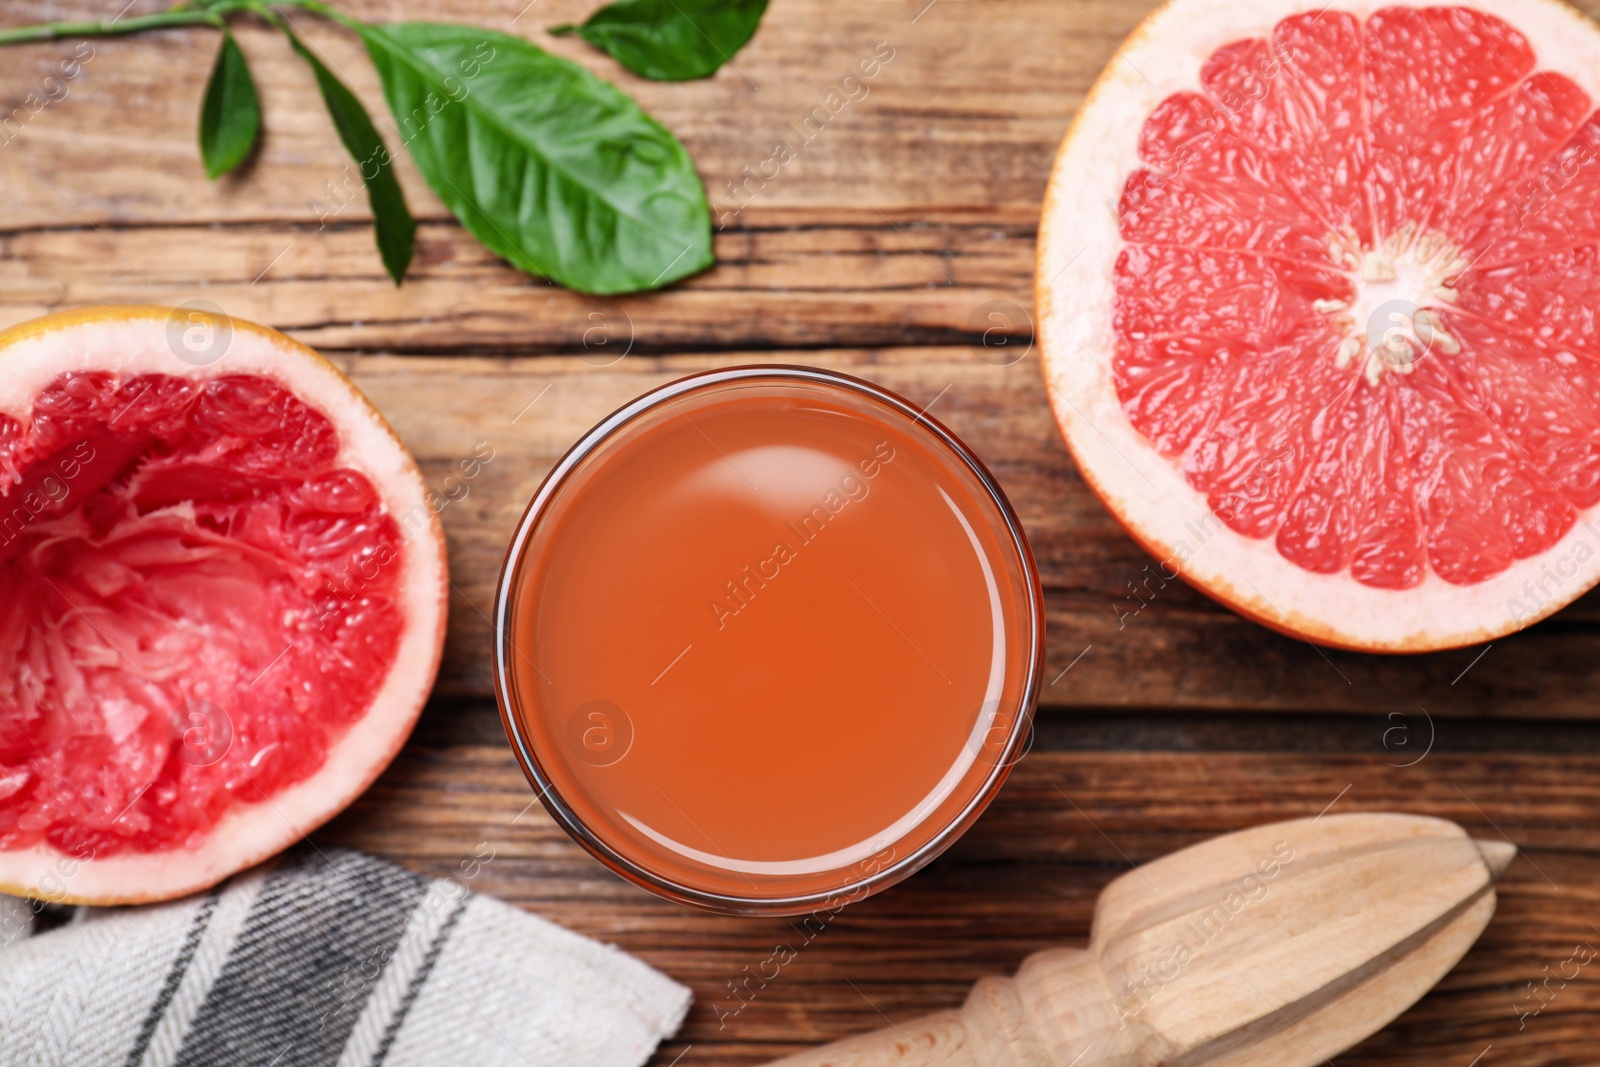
0 307 446 904
1039 0 1600 651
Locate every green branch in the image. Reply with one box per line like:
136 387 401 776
0 10 213 44
0 0 296 45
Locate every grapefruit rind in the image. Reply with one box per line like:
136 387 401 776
0 307 447 904
1038 0 1600 652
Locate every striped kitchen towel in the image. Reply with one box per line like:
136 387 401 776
0 849 690 1067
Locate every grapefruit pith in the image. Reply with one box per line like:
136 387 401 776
0 307 446 904
1039 0 1600 651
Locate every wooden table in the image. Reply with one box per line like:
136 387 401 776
4 0 1597 1062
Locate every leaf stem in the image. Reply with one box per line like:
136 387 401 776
0 0 316 46
0 10 217 44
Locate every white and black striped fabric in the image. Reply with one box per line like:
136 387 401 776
0 850 690 1067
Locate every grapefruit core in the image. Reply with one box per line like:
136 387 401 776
1039 0 1600 651
0 307 447 904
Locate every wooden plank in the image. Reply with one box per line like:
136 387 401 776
321 349 1600 717
320 718 1600 1066
0 0 1070 353
0 0 1117 225
0 212 1036 353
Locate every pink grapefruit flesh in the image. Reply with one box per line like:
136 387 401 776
1039 0 1600 651
0 308 446 903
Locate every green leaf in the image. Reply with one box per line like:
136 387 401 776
552 0 768 81
199 30 261 179
279 22 415 284
358 23 711 295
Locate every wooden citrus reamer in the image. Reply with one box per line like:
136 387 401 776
768 813 1514 1067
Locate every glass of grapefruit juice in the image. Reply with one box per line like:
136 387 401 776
494 367 1044 914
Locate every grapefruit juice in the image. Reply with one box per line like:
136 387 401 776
494 368 1043 913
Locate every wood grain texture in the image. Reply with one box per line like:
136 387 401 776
0 0 1108 223
4 0 1599 1062
0 0 1051 350
0 213 1038 353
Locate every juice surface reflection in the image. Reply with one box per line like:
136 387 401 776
506 384 1034 902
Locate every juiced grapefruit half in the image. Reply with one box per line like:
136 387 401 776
1039 0 1600 651
0 307 446 903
